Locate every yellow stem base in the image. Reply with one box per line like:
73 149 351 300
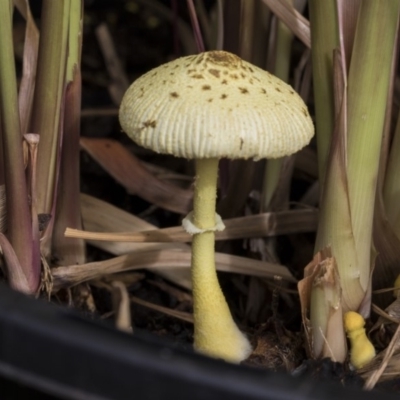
191 158 252 363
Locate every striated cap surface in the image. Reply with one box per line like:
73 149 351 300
119 51 314 160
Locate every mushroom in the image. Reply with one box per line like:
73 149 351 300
344 311 375 369
119 50 314 363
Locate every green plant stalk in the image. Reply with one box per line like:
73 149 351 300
66 0 82 83
52 0 85 266
250 1 270 68
383 108 400 227
314 45 362 313
261 7 293 212
31 0 70 218
0 0 39 292
273 16 292 82
309 259 347 362
314 118 362 312
308 0 338 187
217 0 257 219
346 0 400 297
262 158 284 211
238 0 256 61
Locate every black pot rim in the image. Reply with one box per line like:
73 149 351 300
0 284 396 400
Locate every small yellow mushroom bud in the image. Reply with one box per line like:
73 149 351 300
344 311 375 369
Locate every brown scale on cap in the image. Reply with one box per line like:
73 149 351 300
208 69 220 78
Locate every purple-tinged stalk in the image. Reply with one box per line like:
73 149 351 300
23 133 41 289
15 0 39 136
186 0 205 52
0 0 40 293
261 0 295 213
52 0 85 267
30 0 70 259
218 0 260 219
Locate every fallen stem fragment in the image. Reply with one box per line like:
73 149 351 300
51 248 294 291
65 208 318 242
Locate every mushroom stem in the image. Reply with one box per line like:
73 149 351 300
191 158 252 363
193 158 219 229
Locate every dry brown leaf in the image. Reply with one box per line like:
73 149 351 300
310 256 346 362
80 138 193 215
66 207 318 243
147 279 192 303
76 194 295 292
369 292 400 354
360 349 400 384
80 193 192 289
51 246 294 292
297 256 319 357
364 324 400 390
131 296 194 324
371 302 400 326
0 233 30 294
298 248 347 362
111 281 133 333
141 161 192 186
262 0 310 48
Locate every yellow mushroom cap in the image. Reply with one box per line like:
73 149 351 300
344 311 365 333
119 51 314 160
